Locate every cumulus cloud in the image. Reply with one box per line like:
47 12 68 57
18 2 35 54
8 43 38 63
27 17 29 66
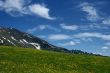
60 23 78 31
79 2 100 21
74 32 110 41
29 4 55 20
0 0 28 16
48 34 71 40
0 0 55 20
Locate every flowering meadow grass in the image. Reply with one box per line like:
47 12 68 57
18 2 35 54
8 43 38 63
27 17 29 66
0 46 110 73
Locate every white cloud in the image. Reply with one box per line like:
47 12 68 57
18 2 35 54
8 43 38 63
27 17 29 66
0 0 55 20
38 25 61 32
88 23 109 29
28 4 55 20
58 41 78 46
0 0 28 16
102 18 110 25
60 23 78 31
27 25 60 33
79 23 109 31
27 27 37 33
38 25 48 30
74 32 101 37
101 46 109 50
81 38 93 42
48 34 71 40
79 2 100 21
74 32 110 41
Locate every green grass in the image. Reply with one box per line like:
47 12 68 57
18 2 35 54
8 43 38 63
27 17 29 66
0 46 110 73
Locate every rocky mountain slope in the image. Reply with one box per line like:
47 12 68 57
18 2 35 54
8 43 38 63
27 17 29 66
0 27 100 55
0 27 70 52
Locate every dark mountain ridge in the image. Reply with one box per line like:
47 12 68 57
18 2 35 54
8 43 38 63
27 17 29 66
0 27 70 52
0 27 100 55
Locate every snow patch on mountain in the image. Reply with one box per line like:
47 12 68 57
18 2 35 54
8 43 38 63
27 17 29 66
19 39 28 44
22 39 28 44
19 40 24 44
7 39 16 46
2 37 6 40
29 43 40 50
0 39 3 43
11 36 17 41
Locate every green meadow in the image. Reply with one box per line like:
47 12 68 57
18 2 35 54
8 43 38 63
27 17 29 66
0 46 110 73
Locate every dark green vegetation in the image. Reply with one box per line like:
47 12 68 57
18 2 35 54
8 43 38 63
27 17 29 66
0 46 110 73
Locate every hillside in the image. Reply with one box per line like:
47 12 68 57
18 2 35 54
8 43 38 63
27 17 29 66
0 27 71 52
0 27 96 55
0 46 110 73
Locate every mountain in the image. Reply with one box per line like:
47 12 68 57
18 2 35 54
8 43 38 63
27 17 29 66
0 27 70 52
0 27 100 55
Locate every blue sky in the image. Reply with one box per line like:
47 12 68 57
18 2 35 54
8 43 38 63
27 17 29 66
0 0 110 56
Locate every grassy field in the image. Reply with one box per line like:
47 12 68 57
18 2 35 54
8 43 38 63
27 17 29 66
0 46 110 73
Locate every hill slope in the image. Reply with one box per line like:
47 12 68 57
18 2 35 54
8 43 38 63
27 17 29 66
0 46 110 73
0 27 70 52
0 27 97 55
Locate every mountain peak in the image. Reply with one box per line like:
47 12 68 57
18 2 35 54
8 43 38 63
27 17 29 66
0 27 69 52
0 27 99 55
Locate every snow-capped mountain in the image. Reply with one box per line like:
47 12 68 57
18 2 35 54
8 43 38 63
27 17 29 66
0 27 70 52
